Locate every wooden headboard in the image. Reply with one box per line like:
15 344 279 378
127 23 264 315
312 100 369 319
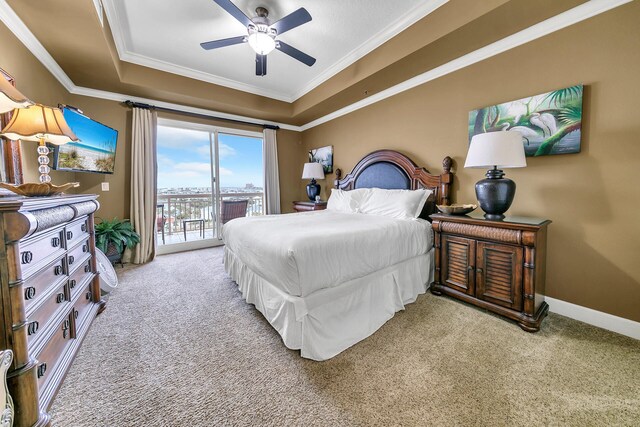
334 150 453 219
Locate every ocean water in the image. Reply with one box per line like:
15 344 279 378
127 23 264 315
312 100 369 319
64 142 114 155
524 131 581 156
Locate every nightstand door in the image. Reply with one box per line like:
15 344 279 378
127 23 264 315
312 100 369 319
441 235 476 296
475 242 523 311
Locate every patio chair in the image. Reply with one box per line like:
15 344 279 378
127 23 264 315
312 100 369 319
221 199 248 224
156 215 166 244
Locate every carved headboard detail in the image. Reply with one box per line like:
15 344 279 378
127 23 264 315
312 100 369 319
334 150 453 219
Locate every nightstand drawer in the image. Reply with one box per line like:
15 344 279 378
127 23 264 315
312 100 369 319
65 216 90 248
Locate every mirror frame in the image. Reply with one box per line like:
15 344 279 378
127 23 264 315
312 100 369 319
0 68 23 186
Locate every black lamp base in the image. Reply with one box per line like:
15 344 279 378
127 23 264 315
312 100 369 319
475 167 516 220
306 179 321 201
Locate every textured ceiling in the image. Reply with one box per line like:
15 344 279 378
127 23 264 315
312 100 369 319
102 0 445 101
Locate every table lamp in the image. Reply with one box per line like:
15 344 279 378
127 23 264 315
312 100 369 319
464 131 526 219
302 162 325 201
0 104 79 196
0 75 32 113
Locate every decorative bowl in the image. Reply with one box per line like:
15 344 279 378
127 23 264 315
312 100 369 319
437 203 478 215
0 182 80 197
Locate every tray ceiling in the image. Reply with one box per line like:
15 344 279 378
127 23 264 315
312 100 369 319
102 0 446 102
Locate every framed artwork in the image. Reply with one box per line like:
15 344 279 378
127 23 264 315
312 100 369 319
309 145 333 173
469 84 583 157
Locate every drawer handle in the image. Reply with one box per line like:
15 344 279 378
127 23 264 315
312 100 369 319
27 321 39 335
82 244 88 253
74 308 79 320
68 255 75 265
20 251 33 264
81 223 87 232
70 279 77 289
84 264 91 273
51 237 61 248
62 319 70 338
37 363 47 378
24 286 36 300
67 231 73 240
467 266 474 271
476 268 484 274
86 291 92 301
54 265 63 276
56 292 65 303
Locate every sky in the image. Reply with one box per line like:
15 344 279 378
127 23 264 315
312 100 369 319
156 125 263 189
62 108 117 152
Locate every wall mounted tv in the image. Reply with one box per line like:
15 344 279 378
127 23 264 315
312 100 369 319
52 106 118 174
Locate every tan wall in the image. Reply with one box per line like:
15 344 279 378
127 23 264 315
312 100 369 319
301 3 640 322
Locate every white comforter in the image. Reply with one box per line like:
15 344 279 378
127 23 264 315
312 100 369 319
222 210 433 297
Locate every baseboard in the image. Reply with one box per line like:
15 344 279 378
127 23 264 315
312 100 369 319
546 297 640 340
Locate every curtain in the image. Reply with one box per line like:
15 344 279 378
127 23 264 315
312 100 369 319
129 107 158 264
263 128 280 214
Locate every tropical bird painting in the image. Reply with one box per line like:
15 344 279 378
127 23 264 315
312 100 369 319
468 85 583 156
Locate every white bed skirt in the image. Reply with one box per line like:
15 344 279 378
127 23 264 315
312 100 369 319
224 247 434 361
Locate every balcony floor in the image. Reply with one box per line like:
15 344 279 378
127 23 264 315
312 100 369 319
157 228 218 246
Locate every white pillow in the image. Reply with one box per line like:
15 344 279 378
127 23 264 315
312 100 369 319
326 188 373 213
327 189 356 212
358 188 432 219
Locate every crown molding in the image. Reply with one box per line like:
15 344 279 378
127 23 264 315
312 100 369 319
100 0 447 102
290 0 448 101
299 0 633 131
0 0 75 92
71 85 301 131
118 50 294 103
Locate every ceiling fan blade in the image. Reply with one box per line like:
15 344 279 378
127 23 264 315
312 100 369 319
200 35 246 50
270 8 312 35
256 54 267 76
276 41 316 67
213 0 252 28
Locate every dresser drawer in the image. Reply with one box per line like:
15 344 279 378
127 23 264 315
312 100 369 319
65 217 90 248
67 238 91 273
26 282 70 348
22 256 67 312
19 227 66 279
72 281 96 329
69 257 93 299
34 311 73 392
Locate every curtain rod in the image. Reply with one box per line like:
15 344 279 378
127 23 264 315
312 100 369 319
123 100 279 130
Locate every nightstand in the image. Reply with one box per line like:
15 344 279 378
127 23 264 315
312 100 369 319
430 213 551 332
292 201 327 212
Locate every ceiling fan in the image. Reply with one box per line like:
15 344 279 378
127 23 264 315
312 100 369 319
201 0 316 76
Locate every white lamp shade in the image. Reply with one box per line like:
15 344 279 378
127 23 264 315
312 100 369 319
302 162 325 180
0 76 32 113
0 103 78 145
464 131 527 169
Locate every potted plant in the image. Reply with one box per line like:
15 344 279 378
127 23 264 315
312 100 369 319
94 218 141 265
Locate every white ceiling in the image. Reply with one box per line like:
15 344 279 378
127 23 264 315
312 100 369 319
101 0 447 102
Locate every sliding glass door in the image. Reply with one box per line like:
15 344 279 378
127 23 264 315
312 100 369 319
155 119 263 254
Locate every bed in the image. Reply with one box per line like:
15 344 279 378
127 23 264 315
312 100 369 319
223 150 453 360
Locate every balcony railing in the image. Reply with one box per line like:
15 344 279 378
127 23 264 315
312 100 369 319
156 192 263 238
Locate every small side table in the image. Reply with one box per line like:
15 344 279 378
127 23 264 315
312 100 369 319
293 201 327 212
430 212 551 332
182 219 205 240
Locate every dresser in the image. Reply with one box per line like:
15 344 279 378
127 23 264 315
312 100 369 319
292 201 327 212
430 213 551 331
0 194 105 427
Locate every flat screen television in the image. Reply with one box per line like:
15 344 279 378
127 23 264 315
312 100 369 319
52 106 118 174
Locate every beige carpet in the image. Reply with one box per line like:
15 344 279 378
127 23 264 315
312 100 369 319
49 247 640 426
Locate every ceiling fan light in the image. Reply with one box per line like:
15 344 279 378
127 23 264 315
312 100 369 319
248 32 276 55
